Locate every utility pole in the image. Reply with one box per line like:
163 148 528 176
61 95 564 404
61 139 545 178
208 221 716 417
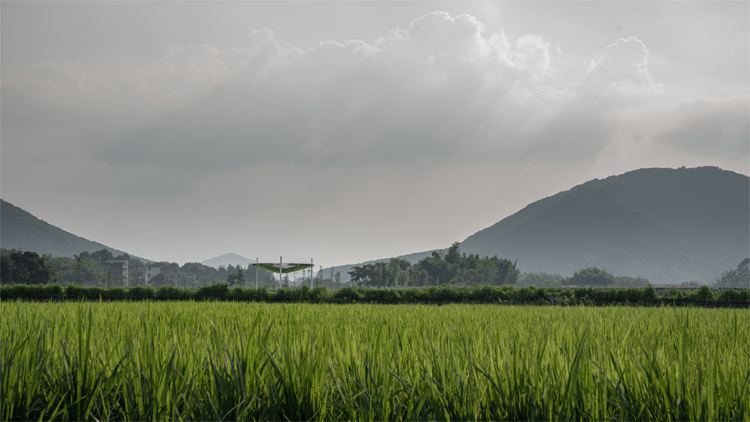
255 258 259 289
311 258 314 289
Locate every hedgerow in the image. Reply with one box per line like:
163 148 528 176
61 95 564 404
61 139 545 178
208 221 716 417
1 283 747 306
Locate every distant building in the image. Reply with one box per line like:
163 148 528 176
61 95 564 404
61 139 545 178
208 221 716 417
102 260 129 287
146 266 161 285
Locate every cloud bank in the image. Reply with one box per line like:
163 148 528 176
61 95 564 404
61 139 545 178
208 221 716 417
8 11 734 196
2 4 747 265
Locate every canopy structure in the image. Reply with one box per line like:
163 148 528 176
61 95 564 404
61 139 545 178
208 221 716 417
250 257 316 289
251 262 313 273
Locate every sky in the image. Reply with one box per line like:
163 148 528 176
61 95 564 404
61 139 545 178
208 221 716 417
1 1 748 267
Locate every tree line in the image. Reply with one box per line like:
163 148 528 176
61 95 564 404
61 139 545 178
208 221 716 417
348 242 521 287
3 247 747 289
0 249 270 287
3 283 748 306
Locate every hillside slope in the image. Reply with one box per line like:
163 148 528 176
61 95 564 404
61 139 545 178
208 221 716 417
0 199 145 261
460 166 749 283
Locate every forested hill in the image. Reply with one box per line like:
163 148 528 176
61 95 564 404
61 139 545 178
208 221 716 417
460 166 749 283
0 199 144 260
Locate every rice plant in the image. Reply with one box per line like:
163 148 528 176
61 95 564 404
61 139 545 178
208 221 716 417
1 301 748 421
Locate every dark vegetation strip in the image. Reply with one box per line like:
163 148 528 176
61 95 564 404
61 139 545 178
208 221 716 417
1 283 747 306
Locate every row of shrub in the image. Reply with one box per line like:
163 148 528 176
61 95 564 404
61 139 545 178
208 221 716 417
1 283 748 305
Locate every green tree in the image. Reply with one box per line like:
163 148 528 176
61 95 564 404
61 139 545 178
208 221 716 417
90 249 115 261
486 256 519 285
0 249 57 285
348 265 371 287
414 252 451 285
568 266 614 287
518 271 564 287
74 254 82 284
227 267 246 287
445 242 461 265
716 258 750 288
150 273 169 287
348 242 519 288
612 276 651 287
418 269 429 286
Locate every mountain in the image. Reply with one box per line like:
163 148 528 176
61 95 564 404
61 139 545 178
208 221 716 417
325 166 748 284
201 253 254 269
0 199 147 261
460 166 748 283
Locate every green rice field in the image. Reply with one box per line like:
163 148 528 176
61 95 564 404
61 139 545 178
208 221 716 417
1 302 748 421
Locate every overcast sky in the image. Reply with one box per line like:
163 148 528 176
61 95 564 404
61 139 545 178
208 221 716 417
2 1 748 267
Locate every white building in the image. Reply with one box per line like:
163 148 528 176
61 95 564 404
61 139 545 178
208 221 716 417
146 266 161 285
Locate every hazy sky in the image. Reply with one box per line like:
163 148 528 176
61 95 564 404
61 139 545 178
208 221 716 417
2 1 748 266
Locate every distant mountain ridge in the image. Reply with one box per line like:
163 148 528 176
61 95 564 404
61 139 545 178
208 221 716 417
326 166 748 284
460 166 748 283
5 166 747 284
0 199 148 261
201 253 254 269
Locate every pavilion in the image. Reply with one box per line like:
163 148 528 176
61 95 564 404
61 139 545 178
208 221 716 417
250 257 315 288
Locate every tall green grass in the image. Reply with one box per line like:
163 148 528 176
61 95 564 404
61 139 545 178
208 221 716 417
1 302 748 421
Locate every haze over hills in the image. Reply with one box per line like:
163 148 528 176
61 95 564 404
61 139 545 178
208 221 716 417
0 199 149 262
4 167 747 284
328 167 749 284
201 253 255 269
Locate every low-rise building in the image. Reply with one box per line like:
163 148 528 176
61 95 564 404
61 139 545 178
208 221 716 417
145 266 161 285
